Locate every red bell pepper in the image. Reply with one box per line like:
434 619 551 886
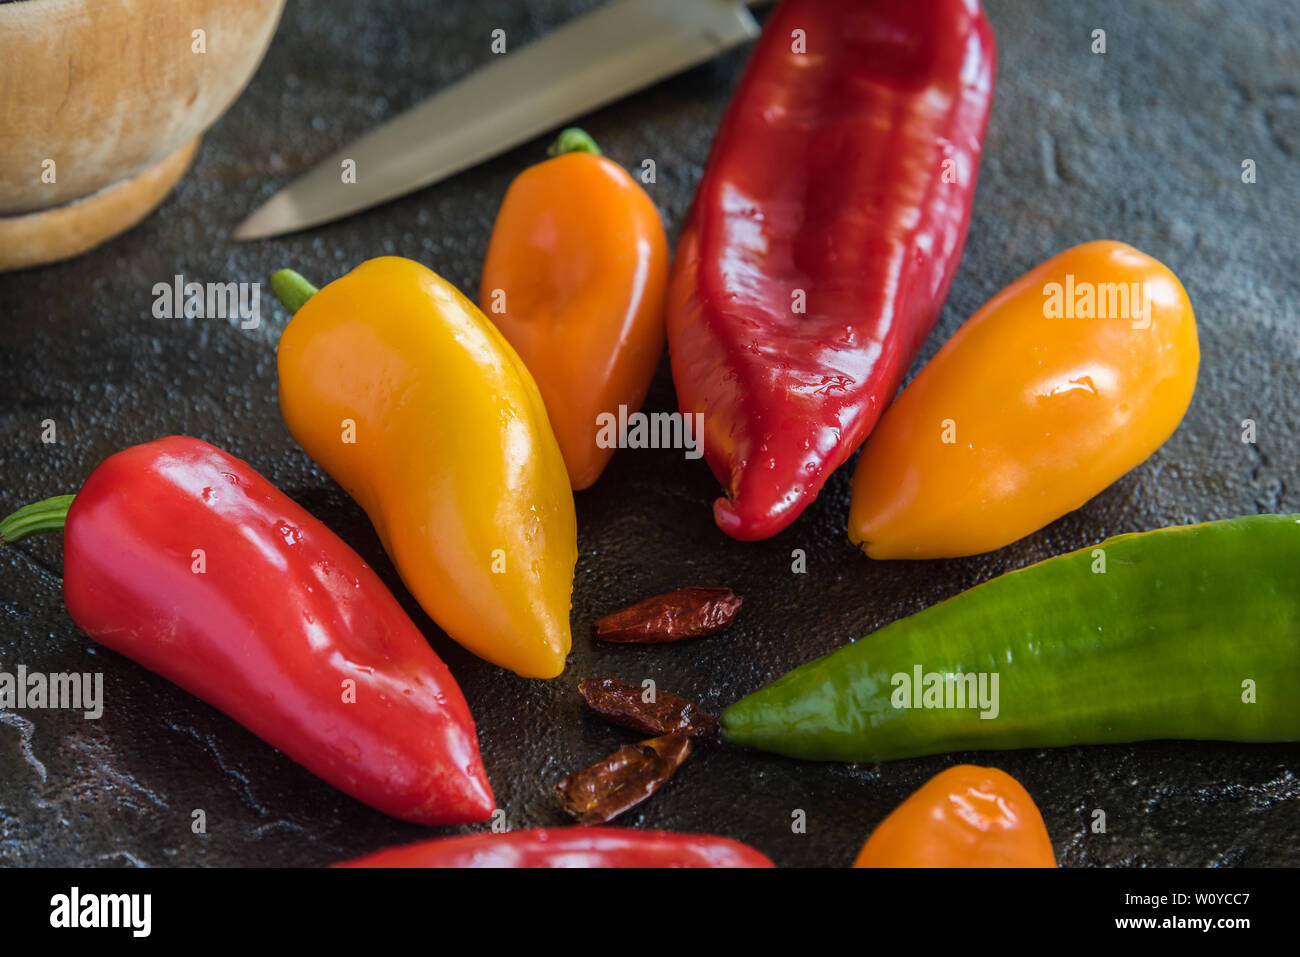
334 828 775 868
666 0 997 539
0 436 493 826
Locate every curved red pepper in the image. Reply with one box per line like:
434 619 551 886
666 0 997 539
29 436 494 825
334 828 775 868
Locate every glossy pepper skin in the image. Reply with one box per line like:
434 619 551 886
480 132 669 490
335 828 774 868
854 766 1056 868
666 0 997 540
277 257 577 679
850 241 1200 559
15 436 493 825
722 515 1300 762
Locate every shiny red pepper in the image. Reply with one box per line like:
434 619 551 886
334 828 775 868
666 0 997 540
0 436 493 826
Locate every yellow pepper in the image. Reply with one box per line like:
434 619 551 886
272 257 577 679
849 240 1199 559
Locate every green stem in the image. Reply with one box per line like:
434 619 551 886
547 127 602 158
1 494 75 544
271 269 319 313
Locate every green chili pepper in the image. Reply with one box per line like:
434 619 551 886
721 514 1300 762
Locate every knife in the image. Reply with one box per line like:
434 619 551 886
234 0 762 241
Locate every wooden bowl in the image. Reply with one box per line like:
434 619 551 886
0 0 286 270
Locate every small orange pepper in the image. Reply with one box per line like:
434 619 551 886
480 128 669 490
854 765 1057 868
849 240 1199 559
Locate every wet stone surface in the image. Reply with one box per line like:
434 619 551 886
0 0 1297 866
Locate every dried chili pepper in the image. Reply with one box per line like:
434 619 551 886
592 586 742 643
555 733 691 824
578 678 718 739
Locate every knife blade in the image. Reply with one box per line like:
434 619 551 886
234 0 761 241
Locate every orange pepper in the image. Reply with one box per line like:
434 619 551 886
849 240 1199 559
480 129 669 490
854 765 1056 868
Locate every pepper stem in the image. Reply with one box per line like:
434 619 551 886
547 128 602 157
1 494 75 544
270 269 319 313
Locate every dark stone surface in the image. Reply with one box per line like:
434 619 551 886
1 0 1297 868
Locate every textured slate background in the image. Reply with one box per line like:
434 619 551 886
1 0 1297 867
